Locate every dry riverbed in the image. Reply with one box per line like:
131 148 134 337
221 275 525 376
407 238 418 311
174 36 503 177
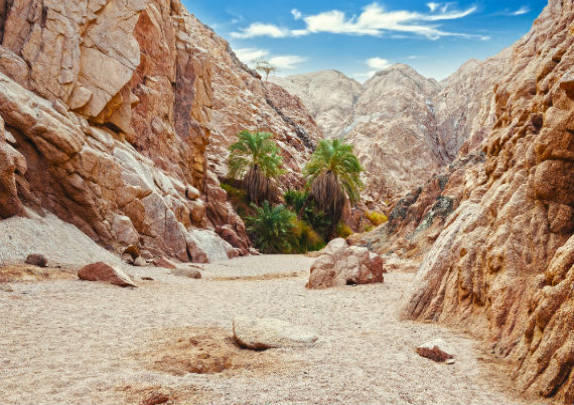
0 255 543 405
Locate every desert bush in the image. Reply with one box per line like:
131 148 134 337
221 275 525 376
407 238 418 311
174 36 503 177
290 219 326 253
366 210 388 226
336 222 354 238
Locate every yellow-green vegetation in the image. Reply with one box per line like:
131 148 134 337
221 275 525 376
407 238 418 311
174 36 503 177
336 223 354 238
290 219 326 253
366 210 388 226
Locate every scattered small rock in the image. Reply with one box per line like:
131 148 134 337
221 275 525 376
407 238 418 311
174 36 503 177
123 245 140 259
445 358 456 365
141 277 154 281
0 284 14 293
171 268 202 279
232 316 318 350
416 339 455 362
133 256 147 267
141 392 169 405
78 262 136 287
25 254 47 267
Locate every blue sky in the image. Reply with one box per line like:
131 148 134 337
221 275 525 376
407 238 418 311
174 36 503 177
182 1 547 81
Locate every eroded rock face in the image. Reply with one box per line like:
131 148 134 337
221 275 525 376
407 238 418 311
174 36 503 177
397 2 574 402
275 56 510 206
0 0 322 262
307 238 384 289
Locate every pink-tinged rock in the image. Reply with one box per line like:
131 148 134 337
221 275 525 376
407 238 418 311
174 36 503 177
77 262 136 287
307 238 384 289
154 257 177 269
416 339 455 363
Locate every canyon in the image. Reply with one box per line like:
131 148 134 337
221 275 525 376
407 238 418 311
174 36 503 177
1 0 574 404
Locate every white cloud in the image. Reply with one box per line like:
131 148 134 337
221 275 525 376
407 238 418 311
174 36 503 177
291 9 302 20
352 57 393 82
233 47 305 72
269 55 307 70
367 57 391 70
231 23 290 39
231 2 484 41
234 48 270 64
512 6 530 16
427 2 440 12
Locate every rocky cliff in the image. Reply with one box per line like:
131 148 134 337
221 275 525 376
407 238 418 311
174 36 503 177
0 0 321 263
391 1 574 402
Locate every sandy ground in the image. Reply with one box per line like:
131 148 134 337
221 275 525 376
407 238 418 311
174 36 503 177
0 255 545 405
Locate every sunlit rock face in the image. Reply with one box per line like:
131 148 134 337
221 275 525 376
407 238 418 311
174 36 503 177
395 1 574 402
0 0 322 262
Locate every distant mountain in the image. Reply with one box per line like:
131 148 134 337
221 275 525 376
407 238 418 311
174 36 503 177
272 55 509 204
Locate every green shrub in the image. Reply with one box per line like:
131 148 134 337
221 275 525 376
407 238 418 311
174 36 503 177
246 201 295 253
366 210 388 226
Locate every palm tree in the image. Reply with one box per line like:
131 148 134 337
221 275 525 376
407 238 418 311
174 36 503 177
304 138 363 236
227 130 284 205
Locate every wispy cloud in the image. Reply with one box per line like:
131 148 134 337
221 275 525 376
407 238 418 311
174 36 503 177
233 48 306 71
231 2 487 41
269 55 307 70
231 23 290 39
234 48 270 64
512 6 530 16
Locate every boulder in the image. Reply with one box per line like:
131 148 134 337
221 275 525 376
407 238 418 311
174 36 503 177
77 262 136 287
232 316 318 350
307 238 384 289
416 339 455 362
25 254 48 267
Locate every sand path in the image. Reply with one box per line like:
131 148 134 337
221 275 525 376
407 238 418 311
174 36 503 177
0 255 543 405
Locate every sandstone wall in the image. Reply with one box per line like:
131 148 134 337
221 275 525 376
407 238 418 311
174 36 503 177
399 1 574 401
0 0 322 262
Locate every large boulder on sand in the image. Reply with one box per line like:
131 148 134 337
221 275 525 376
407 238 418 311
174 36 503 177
307 238 384 289
232 316 318 350
77 262 136 287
